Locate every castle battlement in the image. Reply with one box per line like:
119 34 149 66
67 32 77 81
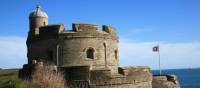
28 23 118 42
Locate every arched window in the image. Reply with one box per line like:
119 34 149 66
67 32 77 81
43 22 46 26
86 48 94 59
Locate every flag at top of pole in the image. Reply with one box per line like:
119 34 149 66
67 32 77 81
152 44 162 76
152 46 159 52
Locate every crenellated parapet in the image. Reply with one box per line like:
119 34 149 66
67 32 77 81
72 23 99 31
71 23 117 36
39 24 65 35
67 23 118 39
102 25 117 37
28 23 118 41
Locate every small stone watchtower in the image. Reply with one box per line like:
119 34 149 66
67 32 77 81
29 5 48 34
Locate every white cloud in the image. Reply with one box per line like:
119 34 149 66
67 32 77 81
119 39 200 70
0 36 26 69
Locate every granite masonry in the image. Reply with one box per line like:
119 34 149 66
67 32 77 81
19 5 180 88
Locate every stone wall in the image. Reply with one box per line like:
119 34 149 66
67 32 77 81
152 75 180 88
89 66 152 88
27 38 58 64
59 66 90 80
54 66 153 88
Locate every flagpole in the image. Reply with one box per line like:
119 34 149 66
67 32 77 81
158 44 161 76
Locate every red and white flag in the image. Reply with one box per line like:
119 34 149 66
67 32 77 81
152 46 159 52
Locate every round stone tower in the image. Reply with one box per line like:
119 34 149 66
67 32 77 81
58 23 119 74
29 5 48 33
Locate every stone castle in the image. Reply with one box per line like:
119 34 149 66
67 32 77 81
19 5 180 88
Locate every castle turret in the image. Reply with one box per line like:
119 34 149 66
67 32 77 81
29 5 48 33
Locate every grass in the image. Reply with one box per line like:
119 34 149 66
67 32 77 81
0 79 36 88
0 69 36 88
0 69 19 83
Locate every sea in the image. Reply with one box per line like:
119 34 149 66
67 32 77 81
152 69 200 88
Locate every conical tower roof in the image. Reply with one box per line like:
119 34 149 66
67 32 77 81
29 5 48 18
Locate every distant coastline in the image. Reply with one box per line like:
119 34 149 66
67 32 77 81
152 67 200 71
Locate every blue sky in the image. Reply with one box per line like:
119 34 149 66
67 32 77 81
0 0 200 69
